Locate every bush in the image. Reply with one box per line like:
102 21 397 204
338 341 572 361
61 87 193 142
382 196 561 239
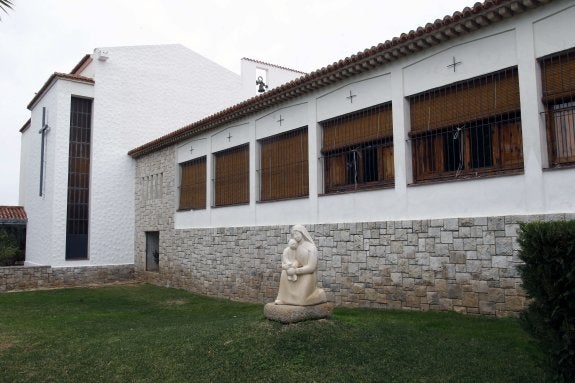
517 221 575 382
0 228 21 266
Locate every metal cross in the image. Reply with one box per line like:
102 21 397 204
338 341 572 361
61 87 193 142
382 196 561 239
277 115 284 126
346 90 357 103
447 56 462 72
190 145 194 154
227 132 232 141
38 107 49 196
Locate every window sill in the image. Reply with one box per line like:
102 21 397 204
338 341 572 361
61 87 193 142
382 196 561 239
176 208 206 212
410 168 524 187
211 202 250 209
544 163 575 171
320 182 395 197
257 195 309 204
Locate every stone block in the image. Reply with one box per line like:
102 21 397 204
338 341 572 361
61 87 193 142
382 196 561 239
443 218 459 231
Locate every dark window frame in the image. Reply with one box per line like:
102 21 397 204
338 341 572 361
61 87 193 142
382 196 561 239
213 143 250 207
321 103 394 194
179 156 207 210
540 48 575 167
258 127 309 202
408 67 524 184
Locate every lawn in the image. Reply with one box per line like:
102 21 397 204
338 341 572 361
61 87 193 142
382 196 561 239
0 284 546 382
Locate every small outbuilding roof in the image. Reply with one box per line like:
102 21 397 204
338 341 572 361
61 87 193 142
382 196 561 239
0 206 27 225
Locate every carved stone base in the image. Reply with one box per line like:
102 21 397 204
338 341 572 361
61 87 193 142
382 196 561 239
264 302 333 324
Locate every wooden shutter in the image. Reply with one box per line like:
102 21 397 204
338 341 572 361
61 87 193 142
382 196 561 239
260 127 308 201
378 145 394 181
322 104 393 152
410 68 520 133
179 157 206 210
214 144 249 206
541 50 575 103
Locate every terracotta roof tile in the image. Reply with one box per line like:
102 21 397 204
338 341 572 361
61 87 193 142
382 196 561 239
125 0 556 158
19 118 31 133
26 72 94 111
70 54 92 75
0 206 27 223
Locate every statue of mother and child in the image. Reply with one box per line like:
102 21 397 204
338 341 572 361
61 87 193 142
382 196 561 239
264 224 332 323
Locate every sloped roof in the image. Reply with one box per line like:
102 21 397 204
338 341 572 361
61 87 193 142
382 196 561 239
26 72 94 111
19 118 31 133
0 206 27 224
127 0 554 158
242 57 307 75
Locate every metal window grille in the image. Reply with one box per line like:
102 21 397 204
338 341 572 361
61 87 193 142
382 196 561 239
179 157 206 210
320 103 394 193
540 48 575 166
213 144 249 207
258 127 309 201
65 97 92 260
408 67 523 183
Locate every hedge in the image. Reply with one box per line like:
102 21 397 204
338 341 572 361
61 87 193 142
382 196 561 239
517 221 575 382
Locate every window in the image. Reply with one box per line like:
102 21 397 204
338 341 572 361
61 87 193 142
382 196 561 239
409 67 523 183
259 127 308 201
214 144 249 206
540 49 575 166
321 103 394 193
66 97 92 260
179 157 206 210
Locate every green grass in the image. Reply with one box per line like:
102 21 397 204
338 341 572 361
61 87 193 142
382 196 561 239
0 284 547 382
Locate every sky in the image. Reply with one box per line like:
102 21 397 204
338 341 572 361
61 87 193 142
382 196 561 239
0 0 469 205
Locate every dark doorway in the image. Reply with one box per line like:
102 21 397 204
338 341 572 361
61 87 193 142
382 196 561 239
145 231 160 272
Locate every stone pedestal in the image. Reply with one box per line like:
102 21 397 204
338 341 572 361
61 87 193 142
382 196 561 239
264 302 333 324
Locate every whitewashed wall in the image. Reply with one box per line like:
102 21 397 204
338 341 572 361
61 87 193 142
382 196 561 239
23 44 248 266
23 80 94 266
172 0 575 230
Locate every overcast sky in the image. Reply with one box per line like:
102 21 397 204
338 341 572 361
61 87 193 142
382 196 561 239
0 0 468 205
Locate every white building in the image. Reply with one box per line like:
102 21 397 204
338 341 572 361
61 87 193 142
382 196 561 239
130 0 575 315
19 44 304 267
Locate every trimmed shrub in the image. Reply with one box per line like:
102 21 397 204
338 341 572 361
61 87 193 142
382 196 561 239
517 221 575 382
0 228 21 266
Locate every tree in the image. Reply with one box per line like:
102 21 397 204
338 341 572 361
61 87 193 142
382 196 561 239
0 0 13 20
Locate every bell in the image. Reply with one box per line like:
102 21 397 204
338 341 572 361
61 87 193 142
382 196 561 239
256 76 268 93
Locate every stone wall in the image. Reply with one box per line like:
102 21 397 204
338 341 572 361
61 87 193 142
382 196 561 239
0 264 135 292
136 212 573 317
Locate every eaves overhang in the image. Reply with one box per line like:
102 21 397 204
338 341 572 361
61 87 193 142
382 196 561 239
128 0 553 159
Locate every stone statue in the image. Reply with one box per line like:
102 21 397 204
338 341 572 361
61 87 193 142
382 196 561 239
265 224 332 323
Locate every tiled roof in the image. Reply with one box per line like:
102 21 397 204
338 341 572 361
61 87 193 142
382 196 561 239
26 72 94 110
19 118 31 133
242 57 307 75
0 206 27 224
127 0 555 158
70 54 92 75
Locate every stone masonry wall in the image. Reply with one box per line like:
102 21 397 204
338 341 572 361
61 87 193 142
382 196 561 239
0 265 135 292
137 213 572 317
134 146 571 317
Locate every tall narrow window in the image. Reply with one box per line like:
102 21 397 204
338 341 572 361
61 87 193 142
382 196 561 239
259 127 308 201
65 97 92 260
409 67 523 183
179 157 206 210
321 103 394 193
540 49 575 166
214 144 249 207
